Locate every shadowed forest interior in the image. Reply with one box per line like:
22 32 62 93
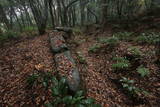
0 0 160 107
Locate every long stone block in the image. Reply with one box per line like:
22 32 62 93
49 33 68 53
54 51 80 92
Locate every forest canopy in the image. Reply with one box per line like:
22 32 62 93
0 0 160 35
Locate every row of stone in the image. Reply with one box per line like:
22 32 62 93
49 31 80 92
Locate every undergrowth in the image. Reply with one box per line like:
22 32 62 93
98 36 119 47
120 77 149 97
127 46 142 59
136 66 150 77
27 72 101 107
77 52 87 64
0 30 20 44
113 32 133 41
135 32 160 45
112 57 131 71
22 26 38 36
88 44 101 53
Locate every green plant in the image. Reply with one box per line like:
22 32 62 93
77 52 87 64
120 77 139 95
98 36 119 47
0 30 20 45
27 74 39 87
136 66 150 77
135 35 148 44
120 77 149 96
113 32 133 41
72 27 83 35
112 57 130 71
88 44 101 53
23 26 37 32
127 46 142 57
27 72 101 107
27 72 54 88
23 26 38 36
135 32 160 45
47 76 101 107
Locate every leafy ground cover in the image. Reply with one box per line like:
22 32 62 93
0 26 160 107
67 26 160 107
0 34 55 106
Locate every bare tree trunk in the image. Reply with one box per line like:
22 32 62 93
49 0 55 29
101 0 108 25
80 0 85 26
29 0 49 35
56 0 63 26
0 4 11 30
23 6 33 26
87 8 98 24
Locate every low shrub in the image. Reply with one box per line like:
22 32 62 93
27 72 101 107
77 52 87 64
136 66 150 77
23 26 38 36
72 27 84 35
120 77 149 97
88 44 101 53
27 74 39 88
135 32 160 45
112 57 130 71
98 36 119 47
0 30 20 43
113 32 133 41
127 46 142 58
23 26 37 32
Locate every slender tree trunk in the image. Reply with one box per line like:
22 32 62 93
57 0 63 26
0 4 11 30
29 0 48 35
101 0 108 25
80 0 85 26
49 0 55 29
23 6 33 26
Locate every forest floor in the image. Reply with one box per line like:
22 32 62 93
0 26 160 107
67 26 160 107
0 34 55 106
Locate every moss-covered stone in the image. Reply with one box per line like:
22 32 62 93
55 51 80 92
49 33 68 53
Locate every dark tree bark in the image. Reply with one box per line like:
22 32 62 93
87 8 98 24
0 4 11 30
101 0 108 25
63 0 79 26
7 0 23 31
49 0 55 29
29 0 49 35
